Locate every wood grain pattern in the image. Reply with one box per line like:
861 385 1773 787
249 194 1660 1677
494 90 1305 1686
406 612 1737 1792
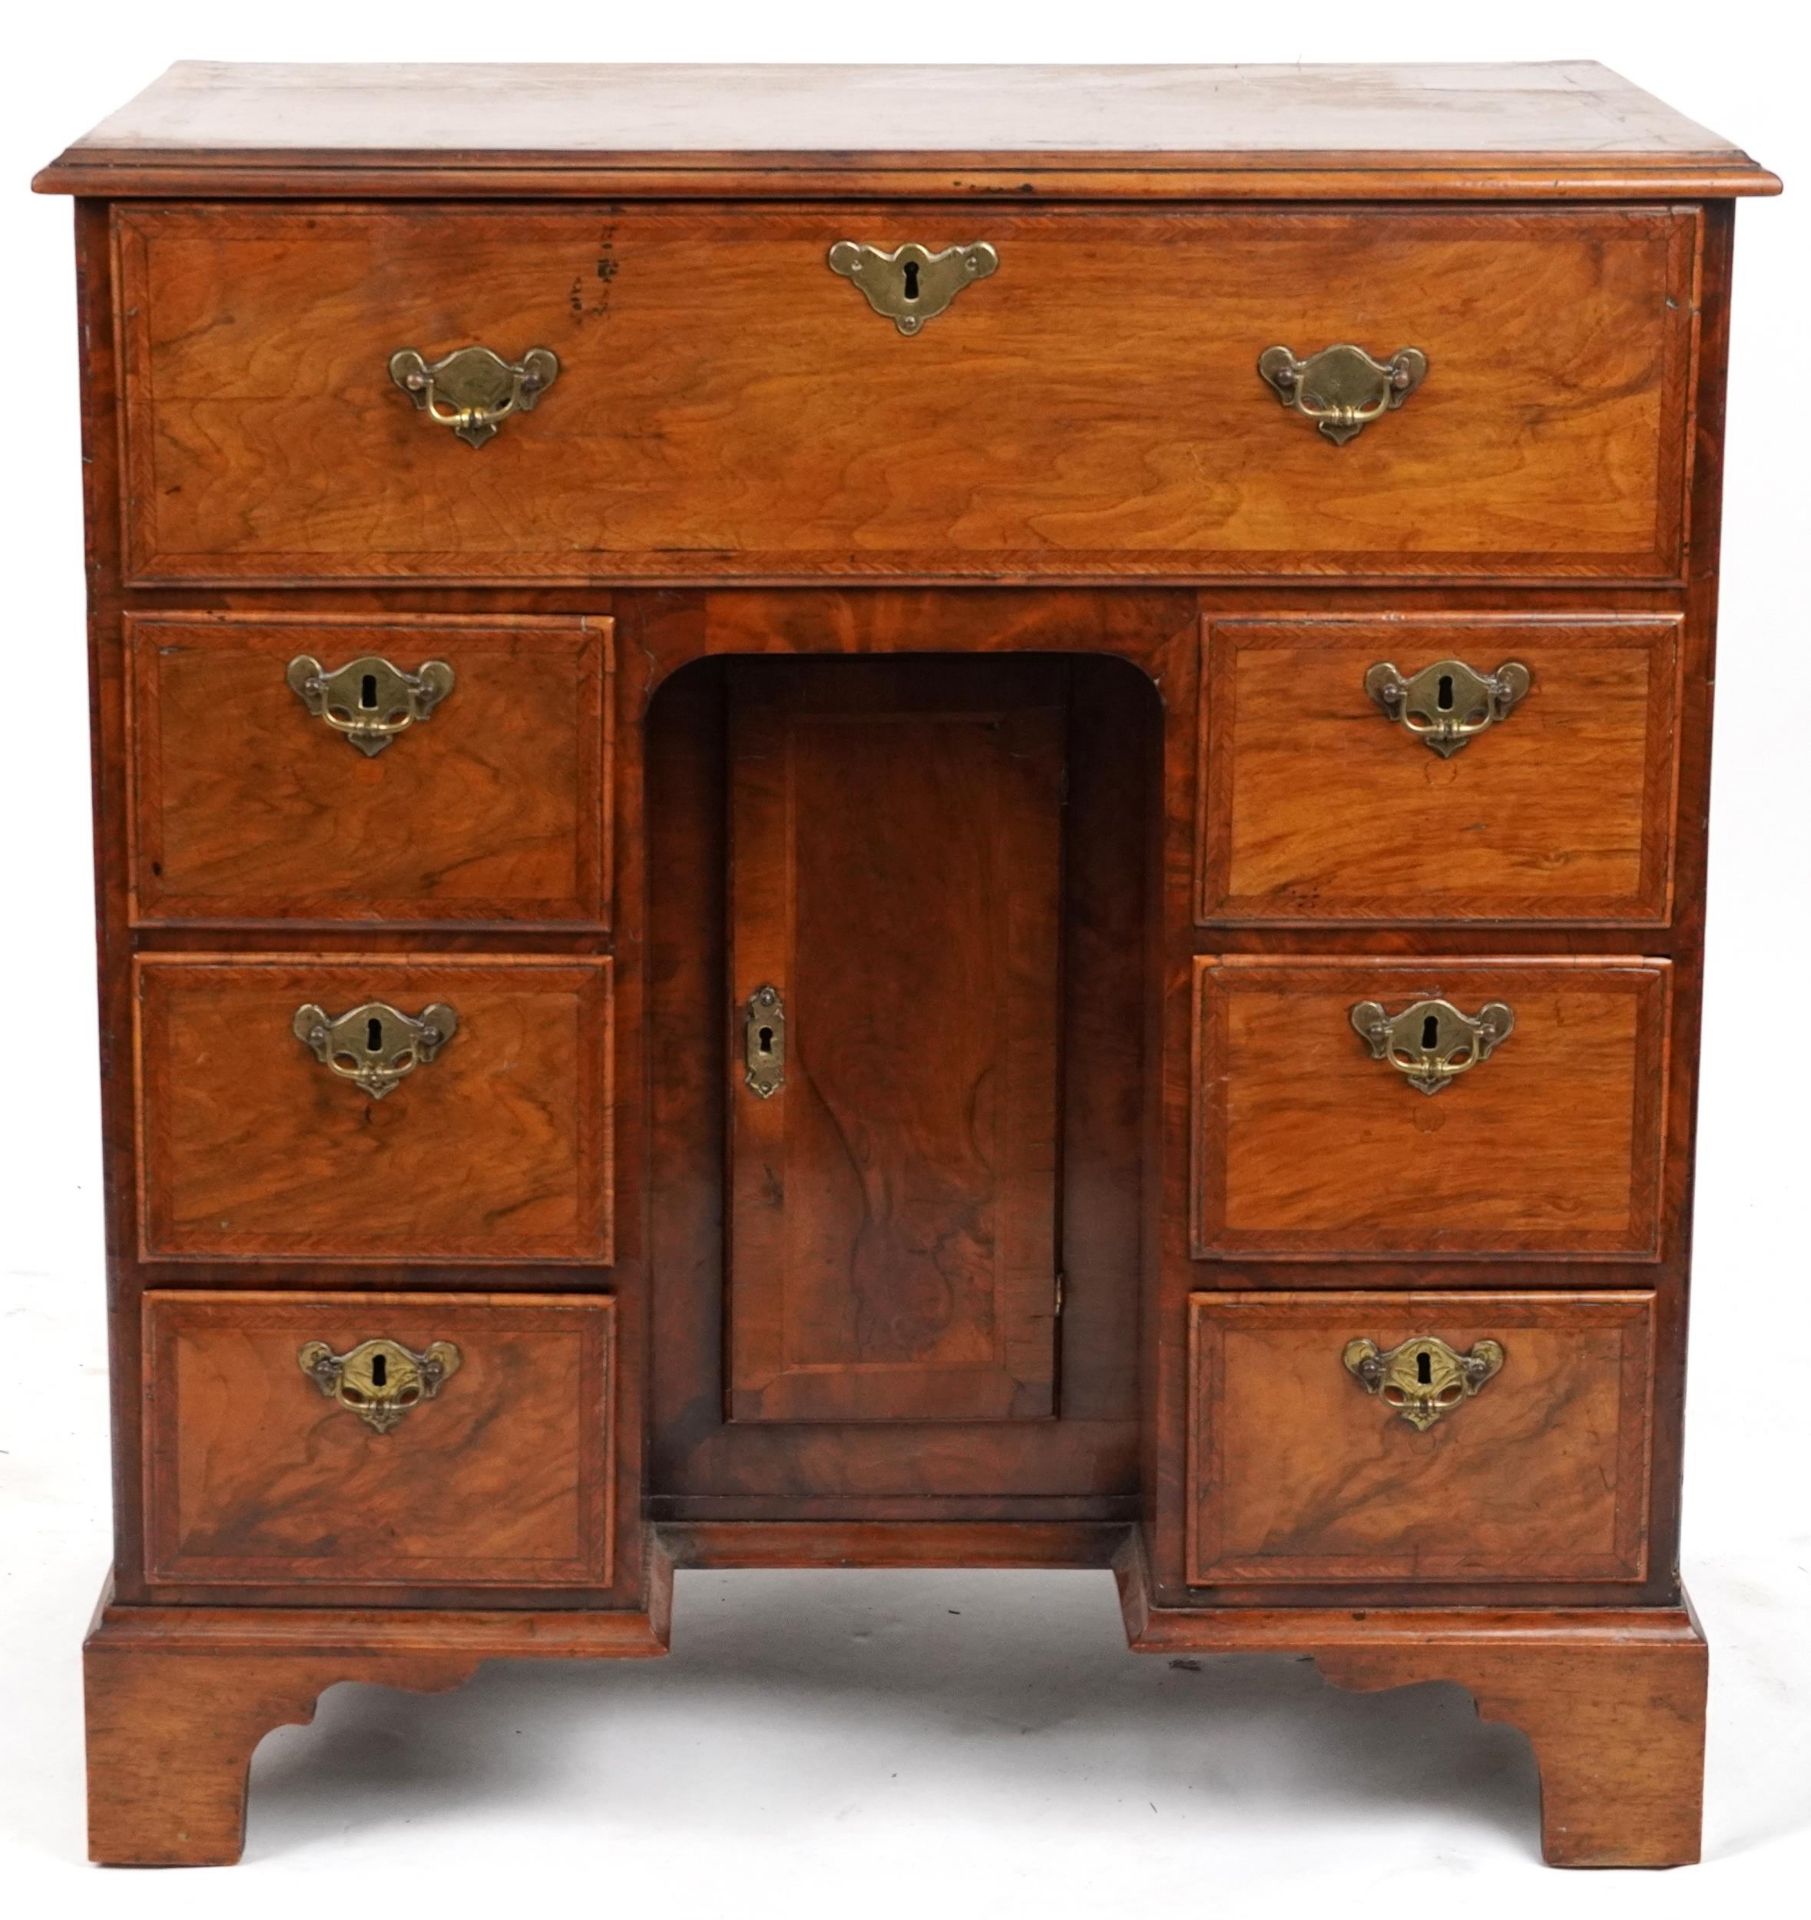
115 205 1696 584
143 1291 614 1589
127 612 611 925
135 955 613 1262
34 54 1767 1873
1192 958 1670 1259
1186 1292 1653 1585
644 619 1165 1506
36 62 1779 200
660 1519 1129 1569
86 1642 482 1865
1114 1539 1708 1867
84 1582 671 1866
727 660 1063 1423
1197 615 1682 924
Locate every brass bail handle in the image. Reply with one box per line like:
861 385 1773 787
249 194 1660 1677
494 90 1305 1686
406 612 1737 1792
388 345 560 449
1258 342 1428 444
298 1337 463 1434
293 1000 458 1100
1343 1335 1505 1431
1350 996 1514 1096
1365 657 1530 758
286 653 454 756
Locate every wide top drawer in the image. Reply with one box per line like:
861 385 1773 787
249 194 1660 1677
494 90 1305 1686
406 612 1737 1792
115 204 1697 584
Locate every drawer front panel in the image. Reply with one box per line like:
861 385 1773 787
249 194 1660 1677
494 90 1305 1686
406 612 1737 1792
128 613 612 925
1191 958 1669 1259
1198 616 1682 924
1186 1291 1654 1586
135 956 613 1262
143 1290 614 1588
117 204 1693 583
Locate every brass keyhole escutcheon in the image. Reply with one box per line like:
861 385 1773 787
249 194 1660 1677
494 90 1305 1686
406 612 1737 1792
1350 996 1514 1095
1364 656 1531 758
298 1336 463 1433
743 984 786 1099
827 241 999 335
287 653 454 756
293 1000 458 1100
1343 1335 1505 1431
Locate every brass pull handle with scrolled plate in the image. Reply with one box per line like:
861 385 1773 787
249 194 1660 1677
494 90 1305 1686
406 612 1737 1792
827 241 998 335
388 344 559 448
1343 1335 1504 1431
286 653 453 756
298 1337 462 1433
1350 996 1513 1096
1365 657 1530 758
1258 342 1428 444
293 1000 457 1101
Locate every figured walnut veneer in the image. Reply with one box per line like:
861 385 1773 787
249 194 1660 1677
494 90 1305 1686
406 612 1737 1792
128 613 612 926
114 205 1695 584
144 1292 616 1588
32 59 1773 1870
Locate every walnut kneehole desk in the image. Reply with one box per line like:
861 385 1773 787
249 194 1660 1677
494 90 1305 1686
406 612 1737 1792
33 60 1779 1867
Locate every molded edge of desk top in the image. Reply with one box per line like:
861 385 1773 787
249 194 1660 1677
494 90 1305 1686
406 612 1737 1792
34 61 1781 199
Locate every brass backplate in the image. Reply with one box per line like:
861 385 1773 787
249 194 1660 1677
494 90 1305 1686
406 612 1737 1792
827 241 999 334
1258 342 1428 444
286 653 454 756
293 1000 458 1100
1343 1335 1505 1431
388 344 559 448
1349 996 1514 1095
1364 657 1531 757
298 1336 463 1433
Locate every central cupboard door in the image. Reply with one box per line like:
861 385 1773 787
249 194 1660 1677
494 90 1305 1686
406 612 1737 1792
726 660 1065 1423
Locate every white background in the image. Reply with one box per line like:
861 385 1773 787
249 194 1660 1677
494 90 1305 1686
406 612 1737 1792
2 4 1806 1911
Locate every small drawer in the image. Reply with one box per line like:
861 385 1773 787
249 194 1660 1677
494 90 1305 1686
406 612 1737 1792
143 1290 614 1589
135 955 613 1263
115 203 1694 583
128 613 612 925
1197 616 1682 924
1191 958 1668 1259
1186 1291 1654 1587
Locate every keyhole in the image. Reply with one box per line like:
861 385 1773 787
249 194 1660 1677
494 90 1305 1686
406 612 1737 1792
371 1353 388 1387
366 1017 383 1052
1436 673 1455 711
1420 1013 1440 1050
1416 1351 1433 1386
360 672 379 710
757 1026 774 1055
902 260 920 301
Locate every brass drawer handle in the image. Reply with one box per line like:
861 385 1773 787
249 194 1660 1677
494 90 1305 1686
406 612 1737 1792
286 653 453 757
1364 657 1530 758
298 1337 463 1434
388 344 559 448
1258 342 1428 444
1343 1335 1504 1431
743 984 786 1099
1350 996 1513 1096
827 241 998 335
293 1000 457 1101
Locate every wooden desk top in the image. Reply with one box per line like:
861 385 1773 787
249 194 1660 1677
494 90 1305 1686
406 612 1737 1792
35 61 1779 200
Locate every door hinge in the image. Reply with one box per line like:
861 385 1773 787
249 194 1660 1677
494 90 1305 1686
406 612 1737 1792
1054 1272 1066 1317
